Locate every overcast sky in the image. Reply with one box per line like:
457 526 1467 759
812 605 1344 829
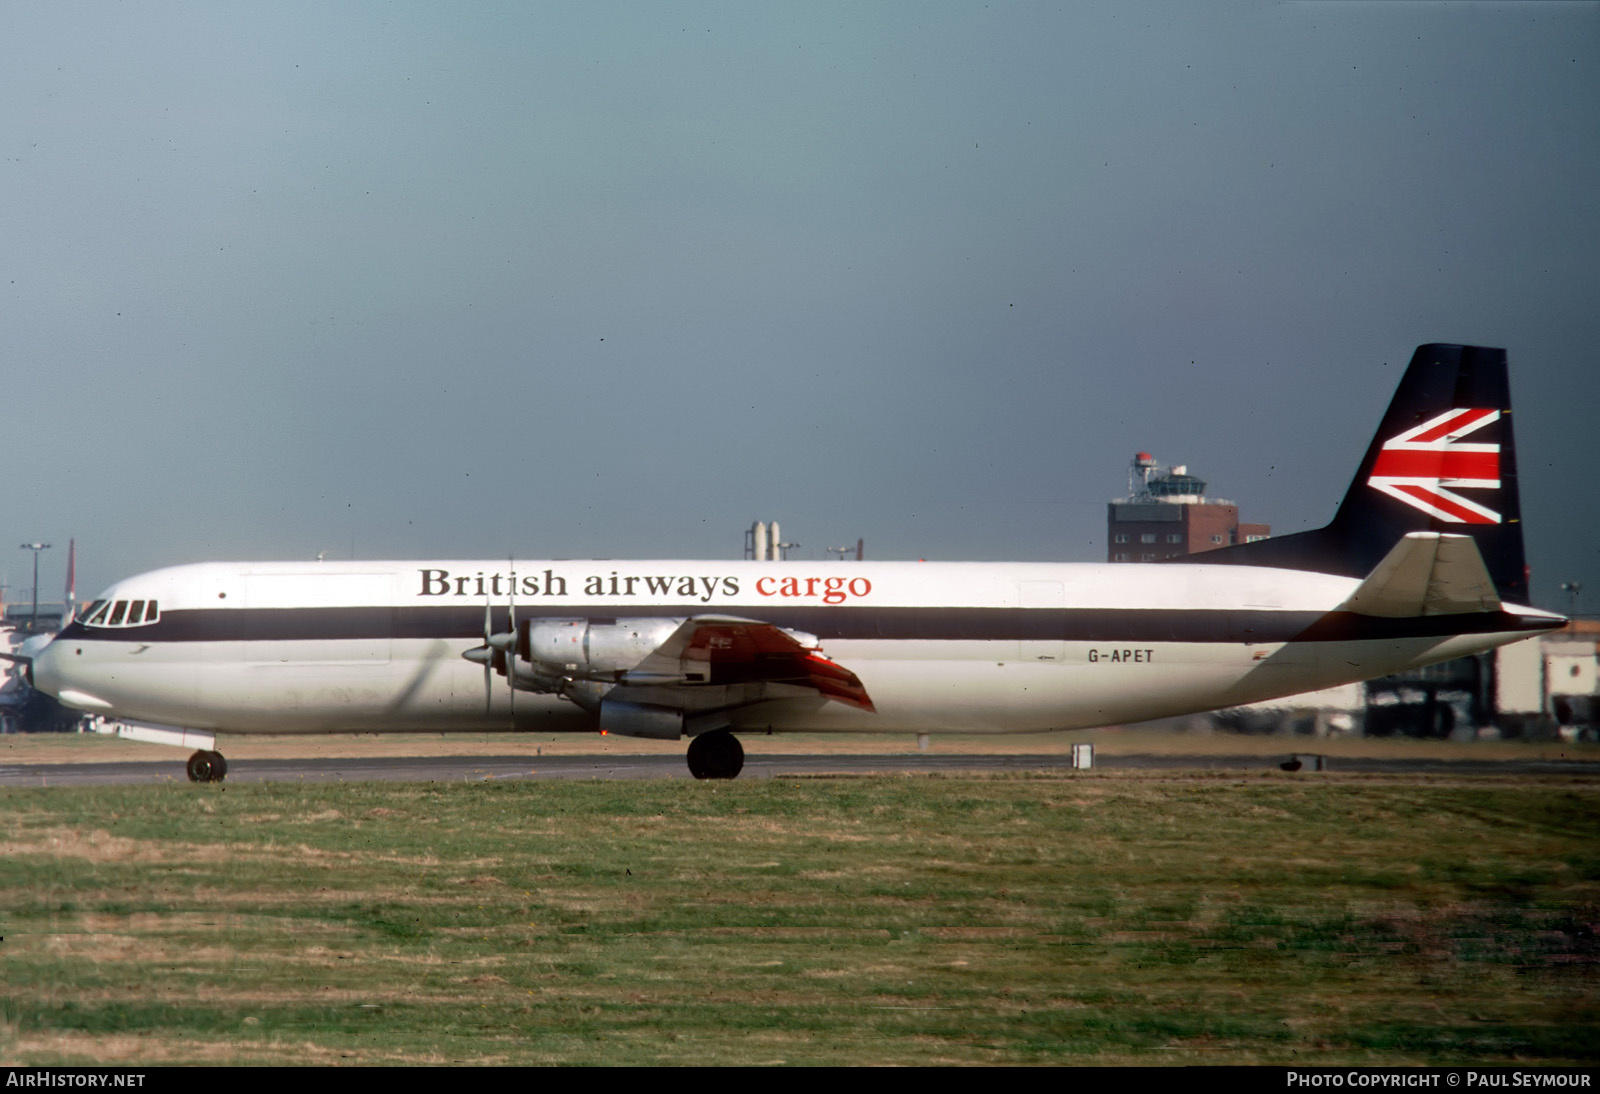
4 1 1597 614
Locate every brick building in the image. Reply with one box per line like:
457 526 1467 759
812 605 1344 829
1107 452 1269 562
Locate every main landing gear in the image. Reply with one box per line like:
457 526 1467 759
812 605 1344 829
186 750 228 783
686 729 744 780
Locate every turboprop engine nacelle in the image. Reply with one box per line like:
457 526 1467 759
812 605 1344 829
597 699 683 740
524 618 684 677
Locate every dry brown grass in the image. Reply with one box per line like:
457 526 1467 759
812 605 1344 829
6 725 1596 766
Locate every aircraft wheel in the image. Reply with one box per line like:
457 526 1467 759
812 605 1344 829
186 750 227 783
686 729 744 780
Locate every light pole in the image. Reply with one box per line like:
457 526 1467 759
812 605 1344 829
19 543 50 633
1560 581 1582 619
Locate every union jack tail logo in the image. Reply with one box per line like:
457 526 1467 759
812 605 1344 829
1367 408 1502 524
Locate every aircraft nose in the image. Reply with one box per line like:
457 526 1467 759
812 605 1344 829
30 637 113 713
31 637 66 697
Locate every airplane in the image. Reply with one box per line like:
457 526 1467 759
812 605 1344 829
29 344 1563 782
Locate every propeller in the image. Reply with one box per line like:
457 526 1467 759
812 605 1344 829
504 570 516 723
481 596 495 714
485 561 520 726
459 596 501 715
459 559 525 726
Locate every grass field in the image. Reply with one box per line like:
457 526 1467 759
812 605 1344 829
2 769 1597 1065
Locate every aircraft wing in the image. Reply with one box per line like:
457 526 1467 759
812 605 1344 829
624 615 875 712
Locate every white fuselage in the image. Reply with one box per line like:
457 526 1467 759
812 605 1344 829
33 558 1557 736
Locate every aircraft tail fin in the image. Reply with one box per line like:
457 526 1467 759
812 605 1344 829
1196 344 1528 603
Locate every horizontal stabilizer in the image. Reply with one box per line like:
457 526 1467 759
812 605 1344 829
1337 532 1502 618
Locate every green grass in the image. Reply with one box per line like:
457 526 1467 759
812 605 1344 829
2 773 1596 1065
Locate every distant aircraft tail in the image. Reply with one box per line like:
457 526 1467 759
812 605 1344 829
1198 344 1528 603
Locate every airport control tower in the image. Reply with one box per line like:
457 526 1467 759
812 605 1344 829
1107 452 1269 562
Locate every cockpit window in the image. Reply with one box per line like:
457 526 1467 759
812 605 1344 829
80 600 107 623
85 599 160 628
